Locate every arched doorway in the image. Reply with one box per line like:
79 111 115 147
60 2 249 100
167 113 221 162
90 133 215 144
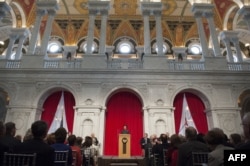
174 92 208 135
104 91 143 156
41 91 75 133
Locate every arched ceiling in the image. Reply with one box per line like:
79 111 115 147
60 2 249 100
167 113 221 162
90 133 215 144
1 0 250 47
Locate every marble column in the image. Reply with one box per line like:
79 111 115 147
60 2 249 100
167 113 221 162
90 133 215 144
192 4 209 59
231 36 243 62
99 10 108 54
154 11 164 56
27 9 46 55
142 10 151 55
6 34 17 60
98 107 106 155
204 9 221 57
0 1 11 21
15 31 29 60
219 31 234 62
40 9 57 55
86 11 97 54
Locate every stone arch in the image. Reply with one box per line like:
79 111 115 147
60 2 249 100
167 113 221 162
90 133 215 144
34 84 79 114
103 85 146 108
238 89 250 117
170 86 212 111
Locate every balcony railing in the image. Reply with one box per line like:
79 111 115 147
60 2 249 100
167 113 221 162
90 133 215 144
44 59 82 69
168 61 205 71
0 56 250 72
5 60 21 68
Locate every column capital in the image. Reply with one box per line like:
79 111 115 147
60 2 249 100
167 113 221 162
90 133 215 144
203 11 214 18
36 0 59 11
36 9 47 17
88 1 110 14
140 1 162 16
219 31 239 41
153 10 162 16
47 9 57 16
142 10 150 16
100 10 109 16
192 3 214 15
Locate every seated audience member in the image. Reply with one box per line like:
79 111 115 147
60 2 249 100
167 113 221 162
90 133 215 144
205 128 234 166
197 133 206 144
229 133 243 148
67 135 82 166
23 128 33 142
75 136 83 148
51 127 73 166
166 134 182 166
82 136 95 166
0 122 20 152
46 133 56 145
237 112 250 149
177 127 209 166
0 121 8 166
152 137 164 166
14 120 55 166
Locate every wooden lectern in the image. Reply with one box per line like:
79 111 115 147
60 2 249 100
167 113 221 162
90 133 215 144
118 134 131 158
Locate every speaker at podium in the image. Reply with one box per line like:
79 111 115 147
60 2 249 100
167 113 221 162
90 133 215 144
118 134 131 158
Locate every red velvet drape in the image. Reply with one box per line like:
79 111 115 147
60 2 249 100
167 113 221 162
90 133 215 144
41 91 75 133
104 92 143 156
174 92 208 134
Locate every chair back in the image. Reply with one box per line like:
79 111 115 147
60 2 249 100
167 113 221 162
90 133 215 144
163 149 168 166
54 150 69 166
3 152 36 166
192 152 208 166
71 150 77 166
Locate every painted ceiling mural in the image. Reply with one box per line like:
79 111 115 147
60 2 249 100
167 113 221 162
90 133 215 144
0 0 249 47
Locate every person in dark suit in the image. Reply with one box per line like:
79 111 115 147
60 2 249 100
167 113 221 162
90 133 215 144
13 120 55 166
0 121 8 166
0 122 20 152
140 133 150 156
237 112 250 149
121 125 129 134
177 127 209 166
51 127 73 166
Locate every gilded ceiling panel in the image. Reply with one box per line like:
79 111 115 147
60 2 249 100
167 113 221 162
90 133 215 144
113 0 137 15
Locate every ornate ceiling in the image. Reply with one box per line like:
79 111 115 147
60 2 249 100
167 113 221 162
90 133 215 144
1 0 249 48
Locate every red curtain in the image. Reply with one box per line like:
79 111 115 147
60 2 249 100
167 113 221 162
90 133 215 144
104 92 143 156
41 91 75 133
174 92 208 134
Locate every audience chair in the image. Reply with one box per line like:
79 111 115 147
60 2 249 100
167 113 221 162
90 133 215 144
153 153 160 166
3 152 36 166
163 149 168 166
71 150 77 166
192 152 208 166
54 150 69 166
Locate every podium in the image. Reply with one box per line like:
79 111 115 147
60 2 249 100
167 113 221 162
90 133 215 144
118 134 131 158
